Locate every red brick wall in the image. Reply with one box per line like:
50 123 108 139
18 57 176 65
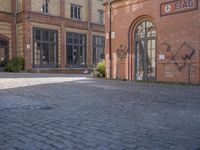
105 0 200 83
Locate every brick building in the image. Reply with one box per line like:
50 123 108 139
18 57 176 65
0 0 105 72
104 0 200 83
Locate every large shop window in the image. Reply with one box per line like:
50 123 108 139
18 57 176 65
33 28 58 68
93 36 105 65
0 38 8 68
66 32 86 68
135 21 157 81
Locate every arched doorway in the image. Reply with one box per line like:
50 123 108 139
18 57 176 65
0 38 9 68
134 20 157 81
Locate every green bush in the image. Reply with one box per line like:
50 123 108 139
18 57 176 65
5 57 24 72
95 60 105 77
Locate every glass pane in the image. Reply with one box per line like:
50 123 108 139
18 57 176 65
42 30 49 41
80 35 84 44
42 43 49 65
151 50 156 59
0 40 7 47
67 33 73 44
34 42 41 65
67 45 73 65
74 34 79 44
71 5 73 18
50 44 55 64
78 7 81 19
151 39 155 49
93 47 97 64
73 46 79 65
0 47 7 66
136 41 144 80
50 31 56 42
147 59 156 78
80 46 85 65
99 48 104 60
35 29 41 40
74 6 77 18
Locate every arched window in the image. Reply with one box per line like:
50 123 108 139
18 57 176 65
134 21 157 81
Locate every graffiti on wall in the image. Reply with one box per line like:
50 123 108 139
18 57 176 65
160 42 198 83
161 42 196 71
117 44 128 59
116 44 128 79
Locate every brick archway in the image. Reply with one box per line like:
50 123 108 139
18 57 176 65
127 15 157 81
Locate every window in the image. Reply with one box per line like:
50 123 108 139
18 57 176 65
71 4 81 20
93 36 105 65
135 21 157 81
41 0 48 13
66 32 86 67
33 28 58 68
98 10 104 25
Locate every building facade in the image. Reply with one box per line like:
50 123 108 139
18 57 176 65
0 0 105 71
104 0 200 83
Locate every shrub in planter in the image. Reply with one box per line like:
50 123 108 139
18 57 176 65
95 60 105 77
5 57 24 72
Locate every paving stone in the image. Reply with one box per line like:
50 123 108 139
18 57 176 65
0 73 200 150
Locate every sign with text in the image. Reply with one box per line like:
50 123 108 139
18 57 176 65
160 0 198 16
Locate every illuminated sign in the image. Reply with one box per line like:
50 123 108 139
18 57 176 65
160 0 198 16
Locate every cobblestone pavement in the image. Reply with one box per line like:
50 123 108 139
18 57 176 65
0 72 200 150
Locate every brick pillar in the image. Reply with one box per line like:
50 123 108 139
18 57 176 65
60 0 66 68
60 24 66 68
23 0 32 70
60 0 65 17
11 0 17 58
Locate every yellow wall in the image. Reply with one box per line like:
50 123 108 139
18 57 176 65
92 0 104 24
31 0 60 16
0 0 11 12
65 0 88 21
17 23 24 57
17 0 23 12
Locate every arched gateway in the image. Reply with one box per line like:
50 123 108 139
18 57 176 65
134 20 157 81
0 38 9 68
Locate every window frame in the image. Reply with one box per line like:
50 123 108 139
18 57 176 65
93 36 105 65
70 4 81 20
33 27 58 68
66 32 87 68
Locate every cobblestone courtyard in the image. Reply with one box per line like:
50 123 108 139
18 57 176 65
0 73 200 150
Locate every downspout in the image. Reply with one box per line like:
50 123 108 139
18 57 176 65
15 0 18 57
108 0 112 79
127 30 130 81
127 25 132 81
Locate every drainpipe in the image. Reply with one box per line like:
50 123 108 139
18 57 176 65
15 0 18 57
128 29 131 81
108 0 112 79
